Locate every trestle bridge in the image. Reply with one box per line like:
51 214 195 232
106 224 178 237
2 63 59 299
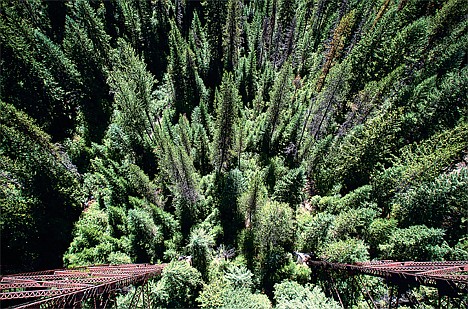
1 260 466 308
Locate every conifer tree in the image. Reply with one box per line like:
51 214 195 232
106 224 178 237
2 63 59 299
189 12 211 80
223 0 243 71
261 62 294 155
176 115 193 158
0 102 82 272
316 10 355 92
237 50 259 105
116 0 143 52
68 0 112 68
188 227 214 280
108 39 158 147
191 102 213 174
213 72 241 172
203 0 227 87
240 171 267 229
63 17 112 142
0 2 83 140
271 0 297 68
168 21 201 120
156 119 200 238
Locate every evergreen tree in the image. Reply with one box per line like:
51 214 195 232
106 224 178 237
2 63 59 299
0 102 82 272
157 118 200 239
189 12 211 80
213 72 241 172
108 39 158 147
261 62 294 155
223 0 243 71
168 21 201 120
203 0 227 87
63 16 112 142
187 227 214 280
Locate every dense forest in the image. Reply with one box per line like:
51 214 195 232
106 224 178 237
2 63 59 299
1 0 467 307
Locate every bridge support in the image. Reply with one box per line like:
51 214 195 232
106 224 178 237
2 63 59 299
306 260 468 308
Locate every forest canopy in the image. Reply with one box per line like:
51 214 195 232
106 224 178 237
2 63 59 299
1 0 467 307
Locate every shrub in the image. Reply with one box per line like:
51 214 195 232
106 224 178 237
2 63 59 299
319 238 369 263
379 225 449 261
274 280 340 309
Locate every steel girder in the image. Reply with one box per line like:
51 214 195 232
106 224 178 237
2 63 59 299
0 263 166 308
306 260 468 296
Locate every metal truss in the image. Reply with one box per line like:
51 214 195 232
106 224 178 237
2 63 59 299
306 260 468 297
2 260 466 308
0 263 166 308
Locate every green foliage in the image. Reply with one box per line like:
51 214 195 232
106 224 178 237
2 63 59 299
108 39 158 147
275 259 312 285
329 207 377 240
198 280 272 309
296 209 334 254
197 261 271 309
261 64 294 155
197 278 230 308
213 72 241 171
0 102 82 272
224 264 254 289
256 201 295 257
220 287 272 309
392 168 468 244
380 225 449 261
372 123 468 213
217 168 246 244
223 0 243 71
127 206 163 262
274 281 340 309
239 171 268 230
319 238 369 263
151 261 203 308
64 203 131 267
188 227 215 280
2 1 467 307
273 167 306 208
366 218 398 256
255 201 295 292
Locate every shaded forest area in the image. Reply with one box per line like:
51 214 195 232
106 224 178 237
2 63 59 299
1 0 467 307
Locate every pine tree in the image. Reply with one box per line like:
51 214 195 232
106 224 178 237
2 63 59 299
261 62 294 155
223 0 243 71
191 103 213 174
68 0 112 68
271 0 297 68
0 102 82 272
237 50 259 105
189 12 211 80
168 21 201 120
240 171 267 229
187 227 214 280
0 2 83 140
107 39 158 147
63 16 113 142
316 10 355 92
156 118 200 238
203 0 227 87
213 72 241 172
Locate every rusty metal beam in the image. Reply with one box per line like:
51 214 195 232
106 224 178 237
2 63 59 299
307 260 468 296
0 264 166 308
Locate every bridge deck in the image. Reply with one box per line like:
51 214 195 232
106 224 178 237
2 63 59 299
0 263 165 308
306 260 468 296
1 260 466 308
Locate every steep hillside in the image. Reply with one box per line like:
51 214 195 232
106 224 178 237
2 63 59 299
1 0 467 307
